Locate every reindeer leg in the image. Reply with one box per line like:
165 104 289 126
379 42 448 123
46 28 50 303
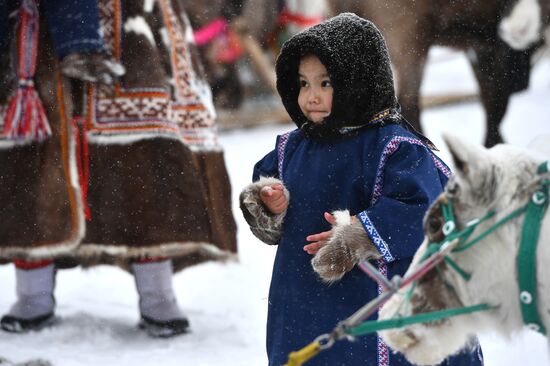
385 23 430 133
469 43 516 148
393 52 428 133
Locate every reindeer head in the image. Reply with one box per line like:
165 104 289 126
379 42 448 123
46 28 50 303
378 134 544 365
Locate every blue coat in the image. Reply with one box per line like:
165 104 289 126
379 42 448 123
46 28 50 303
253 125 484 366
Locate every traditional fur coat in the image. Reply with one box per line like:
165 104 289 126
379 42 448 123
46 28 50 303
0 0 237 271
241 13 483 366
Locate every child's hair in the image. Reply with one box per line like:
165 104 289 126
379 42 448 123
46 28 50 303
275 13 397 139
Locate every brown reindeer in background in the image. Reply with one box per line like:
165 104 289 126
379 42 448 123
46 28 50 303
327 0 543 147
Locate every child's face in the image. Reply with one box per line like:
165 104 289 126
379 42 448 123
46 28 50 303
298 55 333 123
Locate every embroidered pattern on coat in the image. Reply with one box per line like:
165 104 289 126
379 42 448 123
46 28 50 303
372 136 450 204
277 131 291 180
86 0 217 150
358 211 394 262
361 135 449 263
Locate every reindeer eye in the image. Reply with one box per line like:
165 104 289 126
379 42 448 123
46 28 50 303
424 211 445 243
447 181 459 196
428 216 443 235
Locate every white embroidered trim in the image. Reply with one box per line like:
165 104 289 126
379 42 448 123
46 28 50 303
358 211 394 262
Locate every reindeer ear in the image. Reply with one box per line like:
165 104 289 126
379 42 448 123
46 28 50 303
442 133 487 178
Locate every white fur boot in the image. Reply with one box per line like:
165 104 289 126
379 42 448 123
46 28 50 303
0 263 56 333
132 259 189 337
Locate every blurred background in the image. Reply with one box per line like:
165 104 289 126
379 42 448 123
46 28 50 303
1 0 550 365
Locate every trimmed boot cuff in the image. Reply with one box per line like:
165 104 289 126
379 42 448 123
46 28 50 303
239 177 289 245
15 263 55 297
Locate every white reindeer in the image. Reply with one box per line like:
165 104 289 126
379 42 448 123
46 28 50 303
378 134 550 366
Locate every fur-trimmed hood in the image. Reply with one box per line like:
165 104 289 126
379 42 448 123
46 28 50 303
275 12 396 139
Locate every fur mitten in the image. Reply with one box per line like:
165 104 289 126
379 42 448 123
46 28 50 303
239 177 289 245
312 210 380 283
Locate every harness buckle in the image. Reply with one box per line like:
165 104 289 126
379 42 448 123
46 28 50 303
532 191 546 205
314 333 335 350
443 221 456 236
519 291 533 304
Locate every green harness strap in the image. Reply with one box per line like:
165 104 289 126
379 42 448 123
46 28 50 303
346 304 492 336
348 161 550 337
517 162 549 334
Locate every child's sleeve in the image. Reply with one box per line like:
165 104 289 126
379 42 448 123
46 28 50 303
356 141 446 262
240 136 289 245
252 148 279 181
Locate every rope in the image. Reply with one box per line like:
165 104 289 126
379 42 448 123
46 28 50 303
72 116 91 220
2 0 51 143
346 304 492 336
284 341 321 366
277 9 323 28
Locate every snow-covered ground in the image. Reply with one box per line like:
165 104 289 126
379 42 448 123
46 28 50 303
1 49 550 365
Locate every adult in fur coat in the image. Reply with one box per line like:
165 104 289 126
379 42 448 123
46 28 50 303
0 0 237 337
240 13 484 365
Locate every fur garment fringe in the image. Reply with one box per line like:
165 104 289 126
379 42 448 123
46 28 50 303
239 177 289 245
312 209 381 283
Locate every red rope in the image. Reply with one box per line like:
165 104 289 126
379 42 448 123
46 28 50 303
277 9 323 28
2 0 51 142
135 256 168 264
72 116 91 220
14 259 54 270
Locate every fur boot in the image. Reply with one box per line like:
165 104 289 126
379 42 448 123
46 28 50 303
240 176 289 245
132 259 189 338
0 264 56 333
312 210 381 283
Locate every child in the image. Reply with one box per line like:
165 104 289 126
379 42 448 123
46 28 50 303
240 13 484 366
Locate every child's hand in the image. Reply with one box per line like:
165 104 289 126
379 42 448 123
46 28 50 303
310 211 374 283
260 183 288 214
303 212 337 254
